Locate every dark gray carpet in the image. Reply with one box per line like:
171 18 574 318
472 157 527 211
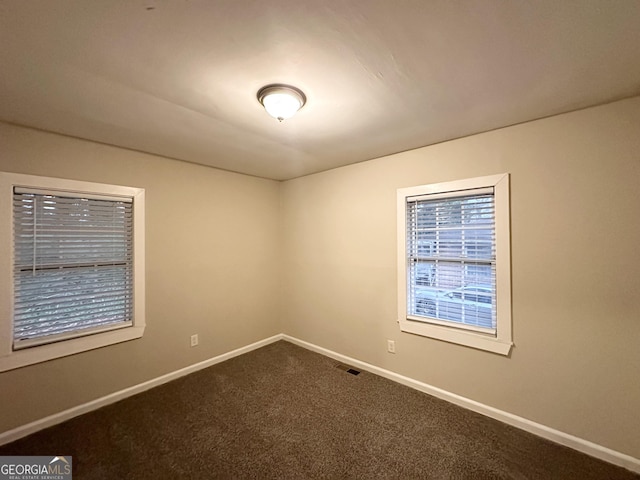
1 341 638 479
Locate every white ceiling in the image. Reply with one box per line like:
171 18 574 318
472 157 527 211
1 1 640 180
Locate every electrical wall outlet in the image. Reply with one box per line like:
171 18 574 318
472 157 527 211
190 334 199 347
387 339 396 354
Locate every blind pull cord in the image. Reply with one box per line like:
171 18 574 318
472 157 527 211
32 195 37 276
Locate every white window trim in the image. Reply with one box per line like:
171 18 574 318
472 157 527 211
397 173 512 355
0 172 145 371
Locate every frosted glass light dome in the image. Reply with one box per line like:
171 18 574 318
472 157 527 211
257 84 306 122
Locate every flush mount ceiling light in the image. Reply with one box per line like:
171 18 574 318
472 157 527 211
257 84 306 122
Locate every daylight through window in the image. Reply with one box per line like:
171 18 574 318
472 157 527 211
406 189 496 333
13 189 134 349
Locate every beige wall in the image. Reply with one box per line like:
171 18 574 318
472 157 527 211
281 97 640 458
0 123 282 432
1 97 639 459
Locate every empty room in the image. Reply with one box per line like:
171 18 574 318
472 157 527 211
0 1 639 478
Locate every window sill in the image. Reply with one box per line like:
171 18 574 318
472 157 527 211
399 318 513 355
0 325 145 372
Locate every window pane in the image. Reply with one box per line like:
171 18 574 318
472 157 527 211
13 190 134 347
407 192 497 332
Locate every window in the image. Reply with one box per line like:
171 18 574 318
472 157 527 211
397 174 512 355
0 173 145 371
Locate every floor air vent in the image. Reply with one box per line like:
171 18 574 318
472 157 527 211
335 363 361 375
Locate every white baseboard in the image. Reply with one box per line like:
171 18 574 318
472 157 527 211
1 332 638 474
282 334 640 474
0 334 283 447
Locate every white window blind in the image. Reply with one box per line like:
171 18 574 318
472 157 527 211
12 188 134 349
406 188 497 334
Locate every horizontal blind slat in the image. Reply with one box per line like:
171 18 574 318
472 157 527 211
15 303 132 332
13 187 133 202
